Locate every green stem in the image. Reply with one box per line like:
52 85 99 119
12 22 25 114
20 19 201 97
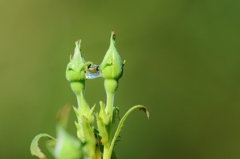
103 143 110 159
75 81 93 124
106 92 114 121
74 81 85 108
103 92 115 159
76 91 84 111
103 79 119 159
95 141 102 159
104 79 118 120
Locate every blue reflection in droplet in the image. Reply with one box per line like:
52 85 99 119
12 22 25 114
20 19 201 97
86 64 102 79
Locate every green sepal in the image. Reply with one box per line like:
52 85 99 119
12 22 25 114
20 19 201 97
73 106 84 141
74 121 84 142
30 133 56 159
74 93 95 125
80 115 96 158
99 101 109 125
89 104 96 116
78 93 95 124
73 106 80 117
96 114 108 145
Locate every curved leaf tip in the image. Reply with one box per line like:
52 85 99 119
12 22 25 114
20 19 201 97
138 106 150 119
30 133 56 159
107 105 149 159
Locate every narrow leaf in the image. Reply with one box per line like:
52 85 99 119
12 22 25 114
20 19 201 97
107 105 149 159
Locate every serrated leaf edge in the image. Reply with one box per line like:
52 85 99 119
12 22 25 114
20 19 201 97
106 105 149 159
30 133 56 159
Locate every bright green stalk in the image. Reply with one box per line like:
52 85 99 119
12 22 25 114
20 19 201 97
76 91 84 111
104 79 118 121
102 91 114 159
106 91 115 141
106 90 114 118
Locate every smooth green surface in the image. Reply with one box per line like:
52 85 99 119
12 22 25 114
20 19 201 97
1 1 240 159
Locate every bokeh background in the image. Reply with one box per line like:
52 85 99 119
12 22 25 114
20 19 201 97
1 1 240 159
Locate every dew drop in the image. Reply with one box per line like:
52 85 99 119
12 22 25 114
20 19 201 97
86 64 102 79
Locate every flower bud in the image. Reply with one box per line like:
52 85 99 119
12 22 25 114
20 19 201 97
66 40 92 95
100 31 123 80
66 40 87 82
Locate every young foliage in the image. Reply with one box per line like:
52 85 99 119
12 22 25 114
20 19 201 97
30 31 149 159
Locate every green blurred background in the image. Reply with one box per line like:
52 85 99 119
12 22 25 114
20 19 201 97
1 0 240 159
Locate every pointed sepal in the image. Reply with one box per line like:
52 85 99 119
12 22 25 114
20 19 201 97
96 114 109 145
99 101 109 125
75 121 84 142
80 115 96 158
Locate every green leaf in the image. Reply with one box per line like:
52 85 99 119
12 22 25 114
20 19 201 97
107 105 149 159
54 105 82 159
30 133 56 159
54 124 82 159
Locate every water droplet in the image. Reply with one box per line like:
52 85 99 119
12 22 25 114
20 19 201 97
86 64 102 79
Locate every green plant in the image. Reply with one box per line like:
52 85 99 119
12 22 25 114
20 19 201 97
30 31 149 159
